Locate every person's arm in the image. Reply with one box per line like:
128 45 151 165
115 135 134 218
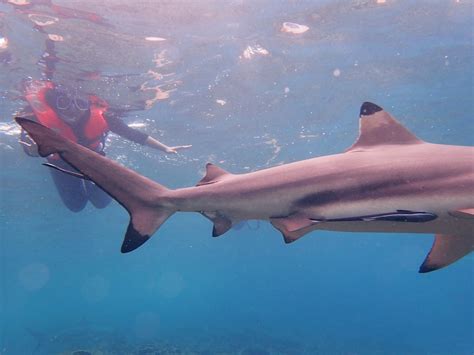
144 136 192 154
105 111 192 154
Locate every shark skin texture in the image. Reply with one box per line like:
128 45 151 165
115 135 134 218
16 102 474 273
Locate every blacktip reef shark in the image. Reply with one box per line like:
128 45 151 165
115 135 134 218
16 102 474 273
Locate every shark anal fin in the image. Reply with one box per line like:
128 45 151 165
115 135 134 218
419 234 474 273
346 102 424 152
196 163 232 186
201 212 233 237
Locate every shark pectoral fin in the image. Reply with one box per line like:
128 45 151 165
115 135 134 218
419 234 474 273
449 208 474 219
196 163 232 186
122 208 174 253
270 215 317 244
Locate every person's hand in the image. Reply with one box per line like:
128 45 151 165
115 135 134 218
165 145 192 154
19 130 39 157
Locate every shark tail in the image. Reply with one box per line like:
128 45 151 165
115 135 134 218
15 117 175 252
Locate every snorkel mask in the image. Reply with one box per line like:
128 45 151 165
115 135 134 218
50 87 90 125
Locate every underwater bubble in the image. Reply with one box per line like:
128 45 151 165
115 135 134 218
241 45 270 60
7 0 30 4
333 68 341 77
48 34 64 42
281 22 309 34
133 312 160 339
28 14 59 26
128 122 147 129
157 271 185 298
216 99 226 106
0 37 8 50
81 275 109 303
18 263 50 291
145 36 167 42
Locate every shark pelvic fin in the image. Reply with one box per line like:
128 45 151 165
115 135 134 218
196 163 232 186
270 214 315 232
346 102 424 152
419 234 474 273
272 225 315 244
270 214 317 243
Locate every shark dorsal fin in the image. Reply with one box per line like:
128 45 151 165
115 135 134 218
346 102 424 152
196 163 232 186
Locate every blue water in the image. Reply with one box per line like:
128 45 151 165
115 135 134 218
1 1 473 354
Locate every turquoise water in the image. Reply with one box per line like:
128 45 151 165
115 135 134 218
1 1 473 354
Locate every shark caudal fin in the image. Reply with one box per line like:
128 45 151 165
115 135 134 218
15 117 175 252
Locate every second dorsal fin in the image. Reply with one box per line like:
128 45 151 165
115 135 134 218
346 102 424 152
196 163 232 186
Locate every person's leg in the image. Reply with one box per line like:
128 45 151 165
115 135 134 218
48 159 88 212
85 181 112 209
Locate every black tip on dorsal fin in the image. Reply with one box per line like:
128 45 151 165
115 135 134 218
346 101 424 152
360 102 383 117
196 163 232 186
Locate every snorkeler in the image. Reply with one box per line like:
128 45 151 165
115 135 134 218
18 80 192 212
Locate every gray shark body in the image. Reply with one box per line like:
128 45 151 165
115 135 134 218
16 102 474 272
